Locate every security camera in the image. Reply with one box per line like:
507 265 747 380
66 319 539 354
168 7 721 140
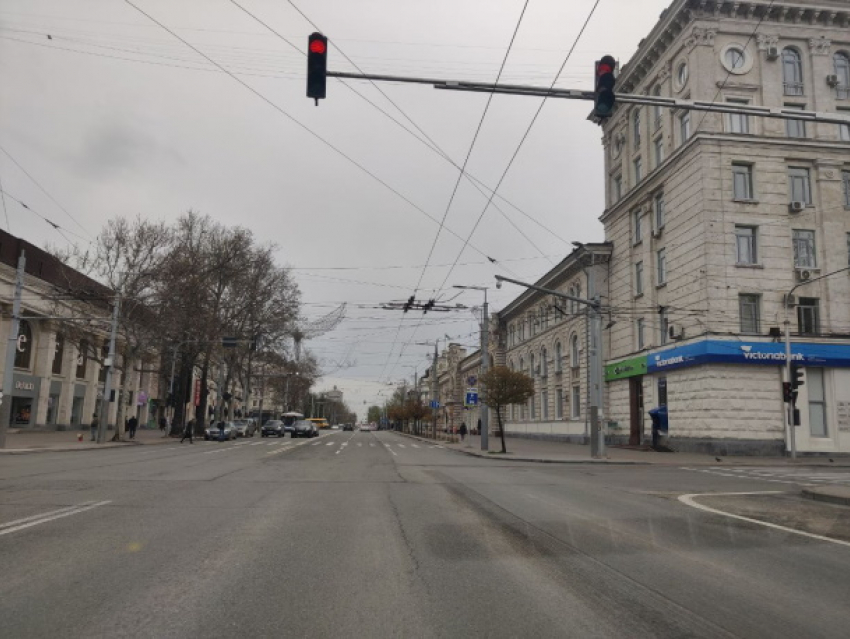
496 280 502 289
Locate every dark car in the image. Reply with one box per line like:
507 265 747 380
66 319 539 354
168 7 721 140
261 420 285 438
342 424 354 432
291 420 318 438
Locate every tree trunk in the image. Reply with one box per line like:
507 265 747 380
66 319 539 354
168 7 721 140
196 354 210 432
497 406 507 454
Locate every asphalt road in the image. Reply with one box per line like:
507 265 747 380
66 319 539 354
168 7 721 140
2 430 850 638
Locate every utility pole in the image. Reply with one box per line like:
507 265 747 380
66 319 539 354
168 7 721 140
495 273 606 459
0 251 25 449
97 292 121 444
453 284 490 452
431 342 438 440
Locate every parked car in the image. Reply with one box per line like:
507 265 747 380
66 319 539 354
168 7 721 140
359 424 373 432
343 424 354 431
292 420 318 438
261 420 285 438
204 421 237 441
233 419 256 438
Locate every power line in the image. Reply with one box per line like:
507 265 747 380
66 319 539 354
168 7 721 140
0 171 10 232
0 141 93 239
434 0 604 298
0 188 92 245
120 0 498 265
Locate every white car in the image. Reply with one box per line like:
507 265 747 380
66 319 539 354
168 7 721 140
359 424 373 432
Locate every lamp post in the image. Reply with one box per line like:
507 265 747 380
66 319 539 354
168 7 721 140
453 285 490 452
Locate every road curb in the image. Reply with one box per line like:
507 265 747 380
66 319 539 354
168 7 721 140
801 487 850 507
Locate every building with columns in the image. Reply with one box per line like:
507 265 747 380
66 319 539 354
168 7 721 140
601 0 850 454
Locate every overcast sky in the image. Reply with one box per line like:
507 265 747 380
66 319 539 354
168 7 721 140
0 0 670 418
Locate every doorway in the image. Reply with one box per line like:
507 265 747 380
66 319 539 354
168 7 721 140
629 377 644 446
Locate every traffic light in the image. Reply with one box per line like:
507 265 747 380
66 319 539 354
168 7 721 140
594 55 617 119
307 32 328 105
403 295 415 313
790 363 805 390
782 382 796 404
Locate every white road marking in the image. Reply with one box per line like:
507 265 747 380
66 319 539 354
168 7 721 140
311 442 321 446
678 492 850 548
326 442 334 446
357 443 362 447
0 501 111 536
412 444 420 448
397 444 405 448
369 443 375 447
267 442 277 446
251 442 264 446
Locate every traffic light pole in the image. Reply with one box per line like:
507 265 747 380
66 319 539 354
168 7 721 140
325 71 850 126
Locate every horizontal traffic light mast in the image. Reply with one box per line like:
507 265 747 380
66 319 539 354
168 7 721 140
324 70 850 126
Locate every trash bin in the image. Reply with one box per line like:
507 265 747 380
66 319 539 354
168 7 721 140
648 406 668 448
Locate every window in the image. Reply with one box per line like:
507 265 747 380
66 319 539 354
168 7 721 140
76 340 88 379
732 163 754 200
656 248 667 285
725 47 746 71
555 342 562 372
844 171 850 207
847 233 850 267
52 333 64 375
726 98 750 133
541 390 549 420
735 226 757 265
652 85 662 125
633 209 643 243
739 294 761 334
676 62 688 88
637 318 645 350
788 167 812 205
807 368 827 437
541 348 548 378
529 392 536 419
612 174 622 201
797 297 820 335
785 104 806 138
634 156 643 184
633 109 642 146
679 112 691 144
556 389 564 419
571 385 581 419
654 137 664 168
654 192 665 230
570 334 580 368
793 229 816 268
530 353 535 377
834 52 850 99
635 261 644 296
782 48 803 95
659 308 669 345
14 320 33 370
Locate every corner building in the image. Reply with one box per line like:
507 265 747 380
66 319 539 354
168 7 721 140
601 0 850 454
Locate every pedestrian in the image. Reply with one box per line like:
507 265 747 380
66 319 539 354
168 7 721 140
181 419 194 444
159 415 168 436
459 422 468 442
90 413 99 441
128 415 138 439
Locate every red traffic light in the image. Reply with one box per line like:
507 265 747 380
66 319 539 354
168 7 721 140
309 39 326 55
307 32 328 104
597 62 614 76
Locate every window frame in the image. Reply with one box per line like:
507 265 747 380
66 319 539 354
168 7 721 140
785 104 807 138
732 162 754 200
635 261 644 296
637 318 645 350
633 209 643 244
834 52 850 99
570 334 580 368
634 156 643 184
788 167 812 205
659 309 669 345
654 136 664 168
656 248 667 285
633 109 642 147
570 385 581 419
735 225 758 265
739 293 761 334
726 98 751 134
792 229 817 268
797 297 820 335
782 47 804 96
679 111 691 145
654 192 665 230
843 170 850 207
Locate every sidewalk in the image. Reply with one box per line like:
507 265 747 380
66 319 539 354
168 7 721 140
398 432 850 467
0 427 175 455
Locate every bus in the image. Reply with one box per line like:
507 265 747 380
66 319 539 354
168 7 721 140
308 418 330 430
281 412 304 428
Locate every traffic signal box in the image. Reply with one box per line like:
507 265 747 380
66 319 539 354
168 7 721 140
307 32 328 105
594 55 617 119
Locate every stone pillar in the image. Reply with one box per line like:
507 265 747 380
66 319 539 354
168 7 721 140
32 325 56 426
57 336 76 428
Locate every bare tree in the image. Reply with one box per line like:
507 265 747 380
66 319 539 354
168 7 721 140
479 366 534 454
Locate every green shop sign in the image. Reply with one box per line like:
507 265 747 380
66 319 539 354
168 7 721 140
605 355 647 381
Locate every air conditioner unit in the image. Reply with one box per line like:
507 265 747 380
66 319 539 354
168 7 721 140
826 74 840 88
796 269 812 282
788 201 806 213
766 46 780 60
668 324 684 340
652 228 663 239
783 293 797 307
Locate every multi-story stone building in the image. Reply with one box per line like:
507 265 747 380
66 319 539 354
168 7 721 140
601 0 850 454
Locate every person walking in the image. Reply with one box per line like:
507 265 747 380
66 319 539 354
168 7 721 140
128 415 138 439
180 419 194 444
90 413 99 441
459 422 468 442
159 415 168 436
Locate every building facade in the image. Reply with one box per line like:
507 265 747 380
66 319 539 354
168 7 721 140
601 0 850 454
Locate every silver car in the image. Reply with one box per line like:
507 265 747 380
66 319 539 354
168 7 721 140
233 419 256 438
204 421 237 441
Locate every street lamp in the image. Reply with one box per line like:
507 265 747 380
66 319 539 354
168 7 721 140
453 285 490 452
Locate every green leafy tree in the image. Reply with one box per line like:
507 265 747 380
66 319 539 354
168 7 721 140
366 405 382 424
479 366 535 453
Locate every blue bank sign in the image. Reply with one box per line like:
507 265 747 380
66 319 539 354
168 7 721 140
647 340 850 373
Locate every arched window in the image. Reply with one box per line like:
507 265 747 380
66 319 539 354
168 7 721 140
554 341 562 372
541 348 548 377
782 48 803 96
835 52 850 99
632 109 641 146
14 320 33 369
570 334 580 368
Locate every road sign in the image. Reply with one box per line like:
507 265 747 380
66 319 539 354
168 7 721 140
467 375 477 386
465 391 478 406
429 400 440 409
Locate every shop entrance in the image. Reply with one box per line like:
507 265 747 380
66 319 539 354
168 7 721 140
629 376 644 446
11 397 33 425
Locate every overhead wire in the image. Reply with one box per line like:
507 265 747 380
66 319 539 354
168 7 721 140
0 188 92 245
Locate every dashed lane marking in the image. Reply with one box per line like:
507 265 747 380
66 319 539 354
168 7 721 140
0 501 112 537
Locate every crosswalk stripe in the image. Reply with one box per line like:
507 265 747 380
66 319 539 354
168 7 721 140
326 442 335 446
412 444 419 448
357 443 362 447
312 442 321 446
397 444 405 448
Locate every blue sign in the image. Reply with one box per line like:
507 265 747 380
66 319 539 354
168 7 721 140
465 392 479 406
647 340 850 373
429 400 441 409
